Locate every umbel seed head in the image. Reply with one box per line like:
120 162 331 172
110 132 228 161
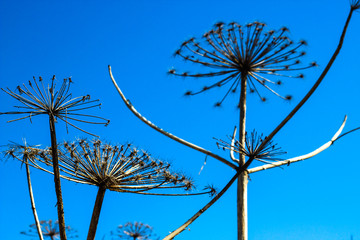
33 139 194 194
0 76 110 137
169 21 317 106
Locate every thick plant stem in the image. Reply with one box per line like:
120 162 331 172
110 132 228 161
237 173 248 240
238 74 248 240
87 185 107 240
49 114 67 240
25 158 44 240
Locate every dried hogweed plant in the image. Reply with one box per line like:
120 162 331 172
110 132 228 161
165 2 359 238
26 139 213 240
170 25 316 237
21 220 78 240
109 2 360 240
4 142 44 240
172 25 318 237
0 76 109 240
111 222 157 240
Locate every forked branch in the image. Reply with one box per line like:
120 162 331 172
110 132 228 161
108 65 237 169
248 115 348 174
254 6 357 157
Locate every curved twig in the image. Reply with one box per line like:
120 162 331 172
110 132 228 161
25 158 44 240
252 6 357 161
108 65 237 169
247 115 348 174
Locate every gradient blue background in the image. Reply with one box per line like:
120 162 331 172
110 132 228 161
1 0 360 239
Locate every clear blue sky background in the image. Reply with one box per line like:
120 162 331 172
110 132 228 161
1 0 360 239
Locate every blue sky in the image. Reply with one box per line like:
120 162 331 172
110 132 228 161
1 0 360 239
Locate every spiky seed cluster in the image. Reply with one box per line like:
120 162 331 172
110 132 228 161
4 142 41 163
216 130 286 164
203 184 217 197
170 21 317 106
0 76 110 136
112 222 155 240
20 220 78 239
34 139 194 194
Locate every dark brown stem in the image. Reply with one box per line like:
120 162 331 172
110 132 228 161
87 185 107 240
25 158 44 240
237 74 248 240
49 114 67 240
255 8 355 155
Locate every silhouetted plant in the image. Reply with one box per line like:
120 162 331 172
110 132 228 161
170 20 318 239
109 1 360 240
24 139 212 240
21 220 78 240
111 222 157 240
4 141 44 240
0 76 109 240
167 2 359 239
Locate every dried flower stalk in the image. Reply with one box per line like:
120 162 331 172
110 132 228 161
4 142 44 240
1 76 109 240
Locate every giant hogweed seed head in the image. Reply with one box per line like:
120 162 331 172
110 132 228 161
170 22 317 106
0 76 110 137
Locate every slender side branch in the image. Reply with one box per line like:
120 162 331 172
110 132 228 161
248 116 347 174
254 7 356 157
25 159 44 240
108 65 236 169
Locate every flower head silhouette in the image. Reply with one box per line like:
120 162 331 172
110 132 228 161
35 139 194 193
170 21 316 105
29 139 195 240
21 220 77 240
1 76 109 135
216 130 286 164
111 222 156 240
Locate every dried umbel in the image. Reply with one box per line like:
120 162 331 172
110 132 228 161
35 139 194 193
4 142 44 240
170 21 316 105
21 220 78 240
0 76 110 136
216 130 286 164
4 142 41 163
29 139 200 240
111 222 156 240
